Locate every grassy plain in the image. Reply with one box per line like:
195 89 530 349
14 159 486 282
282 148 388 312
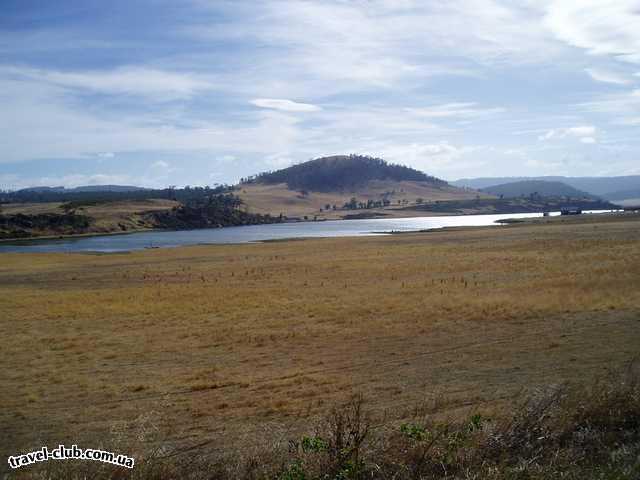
1 214 639 465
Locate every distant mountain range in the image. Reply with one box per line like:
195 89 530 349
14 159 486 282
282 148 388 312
481 180 594 199
18 185 148 193
452 175 640 202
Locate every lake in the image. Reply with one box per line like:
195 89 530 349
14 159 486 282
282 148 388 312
0 211 610 253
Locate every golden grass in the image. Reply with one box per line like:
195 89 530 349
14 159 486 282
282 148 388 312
1 199 179 237
236 181 488 218
1 215 639 458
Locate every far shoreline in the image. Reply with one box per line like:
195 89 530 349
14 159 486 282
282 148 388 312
0 209 630 253
0 208 539 244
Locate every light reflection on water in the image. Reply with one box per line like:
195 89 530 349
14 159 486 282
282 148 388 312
0 210 618 253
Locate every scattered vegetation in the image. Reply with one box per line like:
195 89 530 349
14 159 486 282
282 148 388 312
9 365 640 479
0 212 92 239
0 191 280 239
149 193 283 229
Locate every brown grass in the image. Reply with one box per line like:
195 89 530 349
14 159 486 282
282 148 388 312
236 181 488 218
1 199 179 235
1 214 639 471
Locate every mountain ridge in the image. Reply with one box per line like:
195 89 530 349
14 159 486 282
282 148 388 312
481 180 595 199
17 185 148 193
452 175 640 200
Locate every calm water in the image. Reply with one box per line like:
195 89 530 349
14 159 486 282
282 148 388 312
0 211 612 253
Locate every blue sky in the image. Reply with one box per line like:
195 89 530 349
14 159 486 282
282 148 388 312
1 0 639 189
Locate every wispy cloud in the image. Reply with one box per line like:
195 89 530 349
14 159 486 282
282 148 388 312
585 68 632 85
405 103 505 119
1 65 214 100
539 125 598 142
250 98 321 112
544 1 640 63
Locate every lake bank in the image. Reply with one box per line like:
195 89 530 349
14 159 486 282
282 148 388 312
0 209 625 253
0 211 561 253
0 196 619 242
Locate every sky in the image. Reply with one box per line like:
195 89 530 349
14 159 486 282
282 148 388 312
1 0 639 189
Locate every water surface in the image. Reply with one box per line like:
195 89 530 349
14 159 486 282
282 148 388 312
0 211 610 253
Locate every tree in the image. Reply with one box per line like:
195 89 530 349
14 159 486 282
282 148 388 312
344 197 358 209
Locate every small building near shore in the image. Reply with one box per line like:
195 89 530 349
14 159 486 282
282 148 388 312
560 207 582 215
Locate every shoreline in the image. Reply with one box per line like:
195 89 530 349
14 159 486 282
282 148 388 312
0 209 531 246
0 210 630 255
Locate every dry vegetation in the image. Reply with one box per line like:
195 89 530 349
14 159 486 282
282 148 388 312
236 181 487 219
1 214 640 478
1 199 179 236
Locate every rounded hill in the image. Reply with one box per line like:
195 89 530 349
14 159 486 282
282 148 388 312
244 155 447 192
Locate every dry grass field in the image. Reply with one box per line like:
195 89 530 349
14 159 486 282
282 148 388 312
236 180 487 218
1 214 639 471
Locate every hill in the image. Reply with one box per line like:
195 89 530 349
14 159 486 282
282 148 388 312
237 155 483 218
481 180 594 199
246 155 447 192
452 175 640 201
603 188 640 201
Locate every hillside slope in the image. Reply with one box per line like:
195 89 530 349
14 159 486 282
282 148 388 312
452 175 640 199
481 180 594 199
238 155 485 218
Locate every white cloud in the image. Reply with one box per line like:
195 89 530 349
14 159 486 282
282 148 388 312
539 125 598 142
192 0 565 99
4 0 640 184
151 160 170 170
7 173 135 190
544 1 640 63
406 102 505 119
585 68 632 85
250 98 321 112
567 126 597 137
374 141 486 176
577 89 640 116
1 65 213 100
215 155 237 162
0 73 309 164
616 117 640 126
